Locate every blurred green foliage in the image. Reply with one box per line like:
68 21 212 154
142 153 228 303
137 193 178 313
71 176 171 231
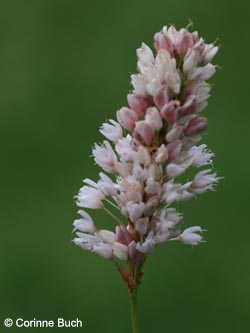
0 0 249 332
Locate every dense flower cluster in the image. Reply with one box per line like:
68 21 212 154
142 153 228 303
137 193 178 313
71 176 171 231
73 25 220 283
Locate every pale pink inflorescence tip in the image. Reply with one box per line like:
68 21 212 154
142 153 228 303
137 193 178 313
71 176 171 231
73 24 220 262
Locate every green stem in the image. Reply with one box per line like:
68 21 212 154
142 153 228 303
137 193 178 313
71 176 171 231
129 289 139 333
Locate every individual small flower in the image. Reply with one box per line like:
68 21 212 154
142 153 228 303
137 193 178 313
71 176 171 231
116 224 133 245
183 49 200 73
97 172 117 196
190 169 220 194
145 107 163 131
73 210 95 233
153 27 175 56
137 43 155 76
190 144 214 167
202 44 219 64
164 63 181 94
153 86 169 109
175 28 194 55
178 226 205 245
77 186 104 209
117 107 138 131
160 100 180 123
92 141 118 173
131 74 148 96
134 121 154 144
73 232 102 250
99 119 123 142
127 93 148 116
184 117 208 135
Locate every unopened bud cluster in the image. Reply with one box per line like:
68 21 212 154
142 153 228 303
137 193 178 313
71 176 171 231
73 25 220 282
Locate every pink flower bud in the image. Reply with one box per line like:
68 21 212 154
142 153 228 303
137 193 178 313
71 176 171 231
202 44 219 64
127 93 148 116
134 121 154 144
153 86 169 109
183 49 200 73
180 95 196 117
116 107 138 131
191 31 199 44
184 117 208 135
153 31 174 56
145 107 163 131
161 100 180 123
176 28 194 55
167 140 182 160
116 225 133 245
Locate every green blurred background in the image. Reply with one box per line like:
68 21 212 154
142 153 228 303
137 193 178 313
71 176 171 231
0 0 248 332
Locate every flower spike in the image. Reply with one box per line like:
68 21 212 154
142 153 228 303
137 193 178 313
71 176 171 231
72 24 221 333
